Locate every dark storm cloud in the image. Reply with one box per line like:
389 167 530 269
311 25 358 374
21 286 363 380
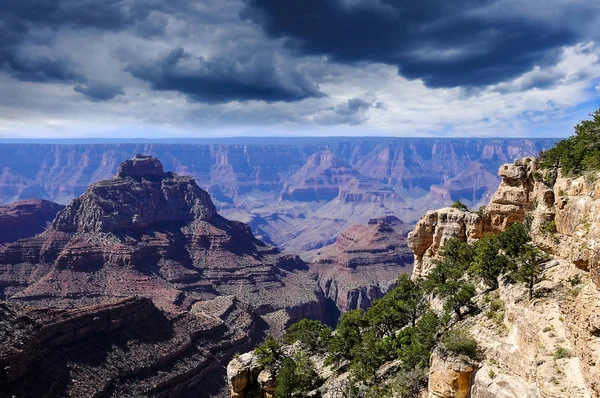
0 0 156 83
0 0 326 103
240 0 587 88
0 51 85 83
126 47 325 103
314 97 385 125
74 81 125 101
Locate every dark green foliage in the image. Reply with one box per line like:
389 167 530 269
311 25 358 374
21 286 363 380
442 282 477 320
328 277 434 385
451 200 469 211
425 239 477 319
274 358 296 398
366 274 426 338
440 328 478 359
507 245 549 300
350 330 391 381
284 319 331 352
469 235 508 289
497 223 531 258
272 218 550 396
327 309 366 365
539 109 600 176
395 311 440 370
254 337 283 370
274 353 321 398
424 238 472 295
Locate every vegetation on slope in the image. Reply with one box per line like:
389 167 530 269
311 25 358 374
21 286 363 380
254 220 549 397
539 108 600 176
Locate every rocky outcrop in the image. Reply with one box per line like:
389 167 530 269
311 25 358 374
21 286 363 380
408 156 600 397
408 158 541 278
0 155 323 319
485 158 537 234
227 352 262 398
0 199 64 245
531 170 600 287
312 216 413 312
428 352 474 398
407 208 483 278
469 260 594 398
0 296 255 397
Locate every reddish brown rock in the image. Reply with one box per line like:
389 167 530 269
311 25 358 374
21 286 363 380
0 296 256 398
312 216 413 312
0 199 64 245
0 155 323 319
281 150 363 202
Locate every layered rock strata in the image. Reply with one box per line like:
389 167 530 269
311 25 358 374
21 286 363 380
0 199 64 245
0 296 255 398
408 158 541 278
408 157 600 397
0 155 324 319
312 216 413 312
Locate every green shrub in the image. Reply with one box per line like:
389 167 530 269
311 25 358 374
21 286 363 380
484 293 506 327
440 328 478 359
274 353 321 398
254 337 283 370
451 200 469 211
539 108 600 176
554 346 570 360
284 319 331 352
540 220 557 234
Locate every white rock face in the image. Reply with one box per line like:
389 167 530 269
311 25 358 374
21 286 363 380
227 352 261 398
408 207 483 278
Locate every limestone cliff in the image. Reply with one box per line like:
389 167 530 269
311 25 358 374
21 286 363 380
407 208 483 278
409 157 600 397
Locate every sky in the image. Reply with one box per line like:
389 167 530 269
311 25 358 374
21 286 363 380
1 0 600 138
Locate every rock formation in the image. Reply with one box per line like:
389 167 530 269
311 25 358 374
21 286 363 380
312 216 413 313
408 157 600 397
408 208 483 278
0 296 256 398
428 352 474 398
408 158 540 278
0 199 64 245
0 155 324 321
0 155 335 397
226 155 600 398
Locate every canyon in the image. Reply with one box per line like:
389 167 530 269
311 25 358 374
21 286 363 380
0 139 563 397
0 199 64 246
0 155 323 397
0 138 555 256
228 156 600 398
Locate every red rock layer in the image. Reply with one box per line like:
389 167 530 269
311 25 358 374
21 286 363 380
311 216 414 312
0 199 64 245
0 155 321 316
0 296 255 398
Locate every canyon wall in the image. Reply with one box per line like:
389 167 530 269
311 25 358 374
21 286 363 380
0 139 555 255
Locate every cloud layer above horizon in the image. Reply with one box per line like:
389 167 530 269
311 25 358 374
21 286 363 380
1 0 600 137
